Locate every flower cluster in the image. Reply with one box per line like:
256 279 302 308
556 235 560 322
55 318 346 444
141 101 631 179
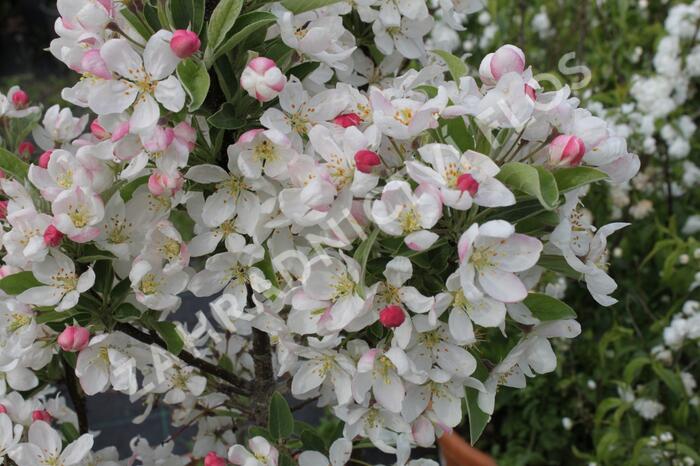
0 0 639 463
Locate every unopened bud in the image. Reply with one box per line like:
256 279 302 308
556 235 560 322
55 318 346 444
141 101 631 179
170 30 201 59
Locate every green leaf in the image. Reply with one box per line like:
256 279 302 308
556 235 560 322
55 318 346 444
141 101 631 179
537 255 583 280
170 0 194 29
288 61 321 81
192 0 205 34
113 303 142 322
59 422 80 444
249 426 273 442
301 429 326 452
205 0 243 60
37 308 84 325
0 147 29 180
623 356 650 384
281 0 341 13
652 363 685 397
352 229 379 298
169 210 195 241
120 176 149 202
119 8 154 39
497 162 560 210
465 386 490 445
278 454 294 466
207 11 277 66
553 166 608 192
268 392 294 440
152 321 184 355
433 49 468 81
75 245 117 263
0 271 42 295
523 293 577 321
177 59 210 112
208 103 247 129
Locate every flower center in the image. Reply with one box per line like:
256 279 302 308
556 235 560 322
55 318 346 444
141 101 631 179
254 140 277 163
8 313 31 332
139 273 160 295
331 273 355 300
393 107 414 126
399 207 421 233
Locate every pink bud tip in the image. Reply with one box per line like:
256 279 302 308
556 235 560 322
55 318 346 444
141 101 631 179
38 150 53 169
549 134 586 167
0 201 7 220
490 44 526 80
334 113 362 128
354 150 381 174
204 452 227 466
11 90 29 109
379 305 405 328
32 410 52 423
57 325 90 352
456 173 479 196
247 57 277 74
90 120 110 140
170 30 201 59
0 405 6 414
524 83 536 101
18 141 35 158
44 225 64 247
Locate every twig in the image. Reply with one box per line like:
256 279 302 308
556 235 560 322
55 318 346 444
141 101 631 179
251 328 274 426
62 355 88 434
115 322 252 396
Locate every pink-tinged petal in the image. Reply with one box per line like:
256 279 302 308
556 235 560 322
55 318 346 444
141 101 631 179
457 223 479 262
478 268 527 303
357 349 379 372
404 230 438 251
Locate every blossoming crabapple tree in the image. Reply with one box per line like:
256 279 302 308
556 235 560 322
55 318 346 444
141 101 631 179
0 0 640 464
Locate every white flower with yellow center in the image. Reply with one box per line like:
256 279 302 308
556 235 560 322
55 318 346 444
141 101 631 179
371 180 443 252
51 186 105 243
9 420 93 466
75 333 137 396
89 30 185 132
18 250 95 312
458 220 542 303
129 257 189 311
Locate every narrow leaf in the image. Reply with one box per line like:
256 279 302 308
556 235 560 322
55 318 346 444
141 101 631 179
268 392 294 440
0 271 42 295
433 49 468 81
523 292 577 321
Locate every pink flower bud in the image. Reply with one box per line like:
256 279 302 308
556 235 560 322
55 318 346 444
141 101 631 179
0 405 6 414
32 410 52 423
334 113 362 128
170 30 201 59
354 150 381 174
90 120 110 140
44 225 64 247
524 83 537 101
456 173 479 196
57 325 90 352
0 266 15 279
549 134 586 167
38 150 53 169
204 452 227 466
148 170 184 197
479 44 525 84
0 201 7 220
379 305 405 328
11 90 29 109
18 141 35 159
240 57 287 102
